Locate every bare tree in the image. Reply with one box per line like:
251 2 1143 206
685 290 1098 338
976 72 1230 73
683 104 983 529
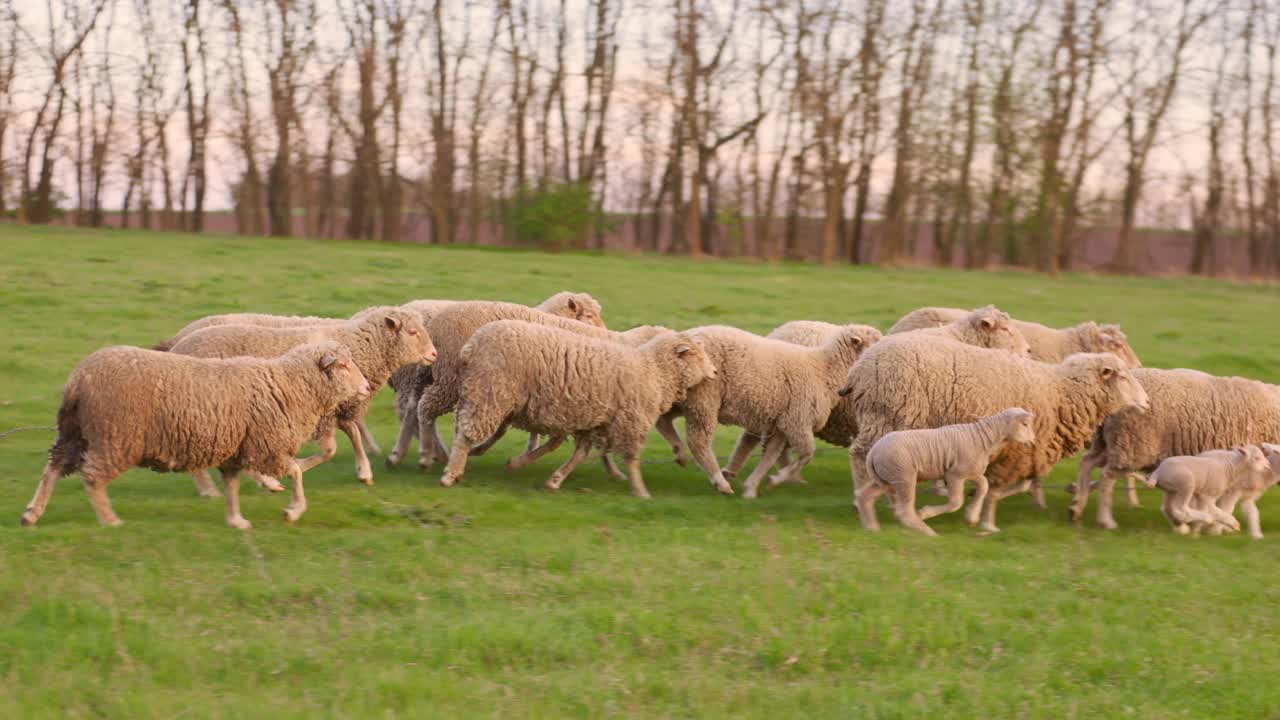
0 1 17 217
180 0 212 232
262 0 318 237
221 0 266 235
1188 10 1231 275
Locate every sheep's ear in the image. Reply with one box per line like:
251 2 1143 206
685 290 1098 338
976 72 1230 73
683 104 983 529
1099 366 1115 380
385 316 403 332
980 316 995 329
319 353 339 372
566 298 579 312
675 343 693 356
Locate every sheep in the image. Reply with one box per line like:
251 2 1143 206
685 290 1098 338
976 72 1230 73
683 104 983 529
1212 443 1280 539
439 320 717 498
409 301 665 471
886 305 1032 357
386 291 606 467
888 306 1142 367
155 312 344 351
20 341 370 529
863 408 1037 535
721 307 1021 488
1071 368 1280 530
657 323 881 499
844 338 1150 533
169 307 435 490
1145 446 1271 536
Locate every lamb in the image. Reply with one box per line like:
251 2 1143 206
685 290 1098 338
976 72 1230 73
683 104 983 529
20 341 370 529
844 338 1150 533
439 320 717 498
721 307 1021 486
888 306 1142 367
386 291 606 467
1071 368 1280 530
1145 446 1271 536
1212 444 1280 539
863 408 1037 535
409 301 666 470
658 323 881 498
168 307 435 490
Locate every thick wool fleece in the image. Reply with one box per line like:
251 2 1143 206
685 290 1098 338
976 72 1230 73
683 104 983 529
155 312 346 351
1073 368 1280 529
887 306 1030 355
21 341 367 528
667 323 880 498
889 306 1141 367
412 301 665 467
170 307 434 484
865 408 1034 534
846 337 1149 532
440 320 715 497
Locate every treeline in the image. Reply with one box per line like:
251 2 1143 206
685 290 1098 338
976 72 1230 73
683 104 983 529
1 0 1279 275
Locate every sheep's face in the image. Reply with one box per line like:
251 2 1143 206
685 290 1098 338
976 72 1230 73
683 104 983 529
320 348 372 401
1091 324 1142 369
837 363 858 398
384 311 439 366
1008 410 1036 444
1263 443 1280 485
1234 445 1272 479
833 325 882 366
565 295 606 329
673 338 717 389
970 307 1031 356
1098 361 1150 413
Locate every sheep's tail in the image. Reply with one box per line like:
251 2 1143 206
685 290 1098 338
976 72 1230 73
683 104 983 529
1142 469 1160 489
48 385 86 473
152 338 175 352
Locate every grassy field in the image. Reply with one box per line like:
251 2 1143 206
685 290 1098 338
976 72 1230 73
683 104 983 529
3 224 1280 718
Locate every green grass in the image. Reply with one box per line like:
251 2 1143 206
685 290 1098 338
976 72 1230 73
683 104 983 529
3 224 1280 718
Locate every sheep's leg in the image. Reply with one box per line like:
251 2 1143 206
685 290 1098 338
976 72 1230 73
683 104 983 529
415 387 451 468
741 434 788 499
977 482 1024 534
221 470 251 530
1125 472 1142 508
545 437 593 491
919 471 970 521
1241 499 1263 539
296 431 339 473
851 451 884 531
505 435 565 472
769 432 815 488
655 414 688 467
962 474 990 527
1029 479 1047 509
80 459 123 527
356 418 381 456
190 470 223 498
1070 453 1105 522
601 450 626 481
281 461 307 525
624 455 651 499
1205 499 1240 533
340 419 374 485
684 411 733 495
1094 468 1120 530
468 421 511 457
888 470 936 537
386 401 418 467
1160 493 1189 534
723 431 763 481
526 433 540 454
244 471 285 493
20 462 66 527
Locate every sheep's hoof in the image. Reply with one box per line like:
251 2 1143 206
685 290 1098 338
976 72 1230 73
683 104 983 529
674 455 688 468
977 524 1000 535
544 479 563 491
721 469 737 481
283 508 303 526
1097 518 1119 530
741 490 757 500
259 478 285 493
227 516 253 530
716 482 735 496
357 475 374 487
102 518 124 528
385 454 402 468
197 488 224 499
439 475 458 488
633 491 652 500
19 511 37 528
1250 533 1264 540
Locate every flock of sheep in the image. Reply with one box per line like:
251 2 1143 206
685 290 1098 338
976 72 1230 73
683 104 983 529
19 290 1280 539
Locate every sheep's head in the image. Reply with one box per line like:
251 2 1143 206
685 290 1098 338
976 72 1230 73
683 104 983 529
380 308 438 367
961 306 1031 356
1067 353 1150 414
310 342 371 402
1003 408 1036 444
1232 444 1272 480
1263 443 1280 486
544 291 606 329
667 333 718 389
837 363 858 397
828 324 883 368
1081 323 1142 369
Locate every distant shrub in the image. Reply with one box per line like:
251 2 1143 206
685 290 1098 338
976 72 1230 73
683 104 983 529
504 182 605 251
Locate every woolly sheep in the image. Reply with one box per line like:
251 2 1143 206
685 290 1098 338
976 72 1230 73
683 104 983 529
864 408 1036 535
1146 446 1271 535
888 306 1141 367
659 324 880 498
439 320 716 497
1212 443 1280 539
169 307 435 489
844 338 1150 533
1071 368 1280 530
386 291 606 467
20 342 370 529
409 301 665 470
721 308 1019 487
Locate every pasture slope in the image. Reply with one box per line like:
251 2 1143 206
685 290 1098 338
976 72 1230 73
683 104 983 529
2 223 1280 718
